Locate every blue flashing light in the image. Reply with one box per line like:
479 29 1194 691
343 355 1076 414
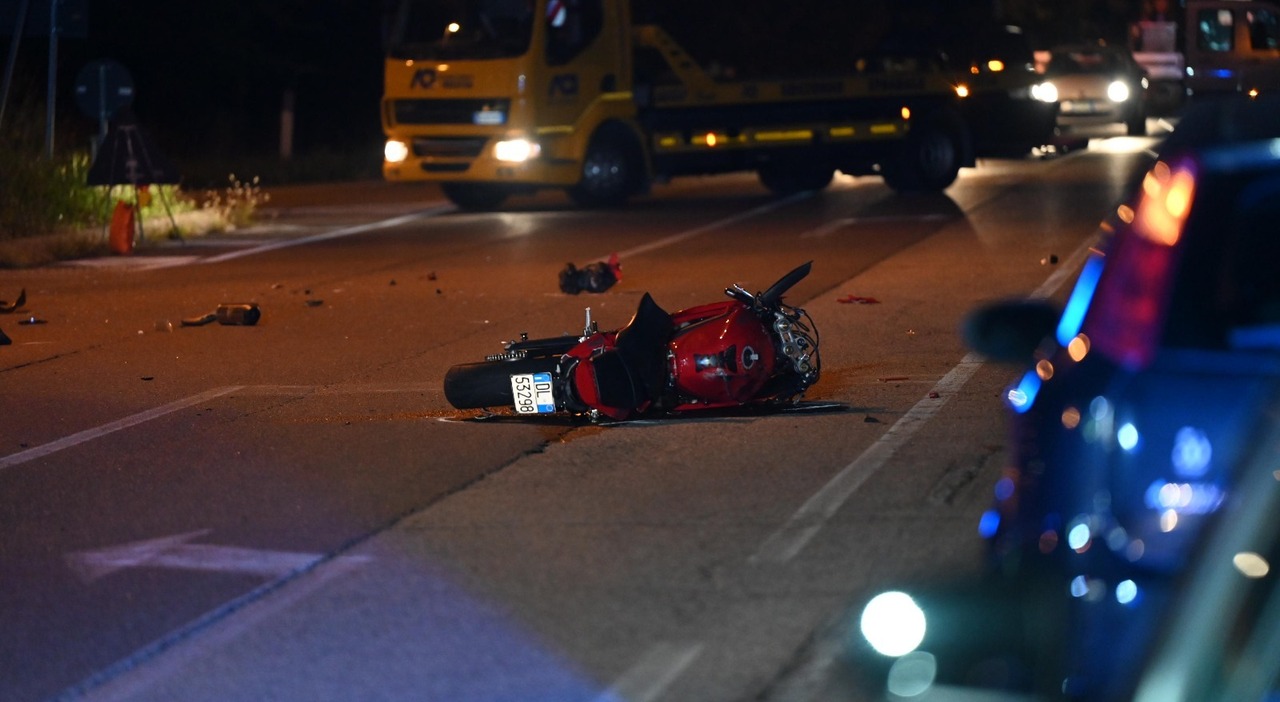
1210 68 1235 79
1007 370 1042 414
1056 255 1105 347
1171 426 1212 477
994 477 1015 502
978 509 1001 539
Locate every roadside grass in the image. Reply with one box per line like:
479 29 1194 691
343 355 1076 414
0 173 272 269
0 104 375 269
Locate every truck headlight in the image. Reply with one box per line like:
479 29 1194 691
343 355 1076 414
1032 81 1058 103
384 139 409 164
494 138 540 163
1108 80 1131 102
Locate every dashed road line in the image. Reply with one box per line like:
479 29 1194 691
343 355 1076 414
0 386 244 471
593 642 705 702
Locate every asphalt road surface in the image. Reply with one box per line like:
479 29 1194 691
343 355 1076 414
0 132 1160 702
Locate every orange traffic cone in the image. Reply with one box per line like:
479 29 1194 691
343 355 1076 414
109 200 135 255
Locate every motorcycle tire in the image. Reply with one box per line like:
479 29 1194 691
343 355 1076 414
443 357 562 410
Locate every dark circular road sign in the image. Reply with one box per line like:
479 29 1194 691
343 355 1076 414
74 60 135 120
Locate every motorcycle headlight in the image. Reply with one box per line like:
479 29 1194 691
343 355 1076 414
1108 80 1131 102
494 138 541 163
384 139 409 164
1032 81 1059 103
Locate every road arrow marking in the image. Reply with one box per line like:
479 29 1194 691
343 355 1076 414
65 529 367 583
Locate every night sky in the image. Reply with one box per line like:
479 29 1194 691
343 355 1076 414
6 1 388 168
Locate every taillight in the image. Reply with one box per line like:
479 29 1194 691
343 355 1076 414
1084 158 1197 370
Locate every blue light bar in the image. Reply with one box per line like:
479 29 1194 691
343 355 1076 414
1056 255 1106 347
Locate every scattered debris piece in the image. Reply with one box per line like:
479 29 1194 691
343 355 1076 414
215 303 260 326
427 271 438 281
0 288 25 313
305 299 324 307
18 316 46 325
141 376 154 381
180 303 260 326
1041 254 1059 265
559 253 621 294
0 327 9 345
878 376 909 382
154 320 174 332
864 415 881 423
836 294 880 304
181 313 216 327
928 391 941 399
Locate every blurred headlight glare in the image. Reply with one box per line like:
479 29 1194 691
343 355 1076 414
495 138 540 163
384 140 409 164
861 591 927 657
1108 80 1131 102
1032 81 1058 103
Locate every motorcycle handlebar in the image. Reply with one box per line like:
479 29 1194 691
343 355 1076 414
757 261 812 308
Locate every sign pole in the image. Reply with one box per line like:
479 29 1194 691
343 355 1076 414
0 0 33 133
44 0 58 158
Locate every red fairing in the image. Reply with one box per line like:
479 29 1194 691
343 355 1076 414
668 300 776 408
564 331 642 421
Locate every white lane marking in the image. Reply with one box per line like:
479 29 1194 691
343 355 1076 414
798 214 952 238
65 529 370 583
0 386 244 471
750 233 1102 566
0 384 443 471
65 256 203 271
201 205 454 264
593 642 705 702
751 354 985 566
599 192 811 262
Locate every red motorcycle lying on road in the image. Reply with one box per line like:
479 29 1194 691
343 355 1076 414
444 262 821 421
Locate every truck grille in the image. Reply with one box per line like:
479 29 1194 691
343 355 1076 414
393 98 510 125
411 137 488 158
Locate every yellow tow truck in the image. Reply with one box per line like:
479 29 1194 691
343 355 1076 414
381 0 1057 210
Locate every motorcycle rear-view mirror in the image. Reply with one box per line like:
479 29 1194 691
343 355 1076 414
962 299 1061 363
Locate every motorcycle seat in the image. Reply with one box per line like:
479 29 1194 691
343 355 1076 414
591 293 671 410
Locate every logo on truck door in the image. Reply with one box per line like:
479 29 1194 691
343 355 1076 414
410 68 437 89
550 73 579 97
410 69 473 89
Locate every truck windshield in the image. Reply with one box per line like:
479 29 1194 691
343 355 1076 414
386 0 534 61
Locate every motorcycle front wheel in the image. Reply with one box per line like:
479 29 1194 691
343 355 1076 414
443 357 562 410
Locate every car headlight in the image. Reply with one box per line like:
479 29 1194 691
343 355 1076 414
494 138 541 163
384 139 409 164
1108 80 1131 102
1032 81 1059 103
861 591 927 657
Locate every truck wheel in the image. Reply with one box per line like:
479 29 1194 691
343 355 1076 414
758 163 834 196
882 122 961 193
443 357 561 410
1126 111 1147 137
441 183 509 211
568 130 641 208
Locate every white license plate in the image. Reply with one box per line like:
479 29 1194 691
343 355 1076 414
510 372 556 414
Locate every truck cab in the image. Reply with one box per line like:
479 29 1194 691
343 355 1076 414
382 0 640 209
